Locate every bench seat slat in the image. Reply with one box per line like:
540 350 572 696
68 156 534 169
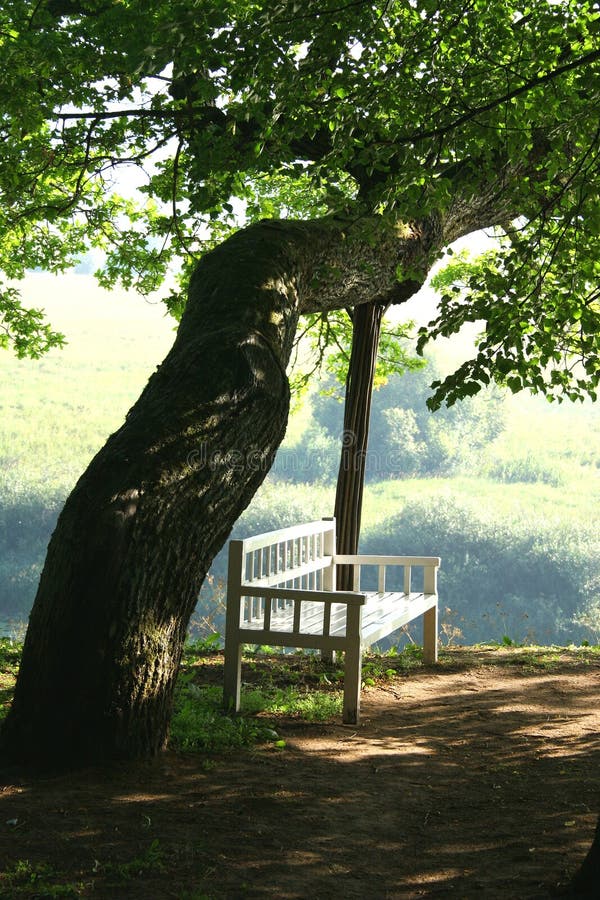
360 591 437 646
240 591 436 644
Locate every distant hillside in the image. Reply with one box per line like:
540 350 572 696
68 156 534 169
1 272 598 644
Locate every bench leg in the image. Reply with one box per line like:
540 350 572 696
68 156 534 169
343 641 362 725
423 604 438 664
223 641 243 713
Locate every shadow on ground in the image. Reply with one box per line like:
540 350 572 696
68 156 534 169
1 650 599 898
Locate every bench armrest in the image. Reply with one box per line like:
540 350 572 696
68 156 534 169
239 584 367 605
332 554 439 594
334 554 440 567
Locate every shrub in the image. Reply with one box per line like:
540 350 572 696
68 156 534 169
311 364 507 480
363 500 597 645
272 427 339 484
484 454 563 486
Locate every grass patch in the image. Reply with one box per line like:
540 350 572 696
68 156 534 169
0 638 21 722
244 686 343 721
438 643 600 673
170 681 276 751
1 860 84 898
1 841 167 897
510 643 600 671
2 641 599 759
361 476 599 530
170 652 346 752
101 840 165 882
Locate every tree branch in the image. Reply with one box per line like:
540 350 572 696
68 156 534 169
57 108 182 122
56 45 599 151
395 48 600 148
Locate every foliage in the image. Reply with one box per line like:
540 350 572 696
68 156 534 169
0 0 599 403
290 309 425 397
0 284 65 357
483 454 563 487
573 599 600 644
0 637 21 721
423 245 600 408
272 425 340 483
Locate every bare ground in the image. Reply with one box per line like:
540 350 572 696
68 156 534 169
1 647 599 899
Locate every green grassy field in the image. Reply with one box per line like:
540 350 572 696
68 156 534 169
1 272 598 642
1 273 176 498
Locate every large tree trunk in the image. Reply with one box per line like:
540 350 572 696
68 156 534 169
0 221 303 766
0 207 496 768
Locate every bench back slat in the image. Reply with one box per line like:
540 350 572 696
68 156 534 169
244 556 334 589
241 519 335 552
237 519 337 591
333 554 441 567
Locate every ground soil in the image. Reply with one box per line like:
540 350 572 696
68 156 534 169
1 647 599 899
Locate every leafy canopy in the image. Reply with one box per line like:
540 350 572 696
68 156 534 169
1 0 599 402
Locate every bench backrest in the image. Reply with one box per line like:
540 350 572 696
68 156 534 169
233 518 336 591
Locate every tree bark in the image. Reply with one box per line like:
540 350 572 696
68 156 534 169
0 205 507 768
333 301 385 588
333 276 423 585
560 818 600 897
0 220 304 766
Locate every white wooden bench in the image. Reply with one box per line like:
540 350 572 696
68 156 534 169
223 518 440 724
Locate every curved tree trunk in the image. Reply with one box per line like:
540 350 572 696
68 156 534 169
0 205 501 768
0 221 304 766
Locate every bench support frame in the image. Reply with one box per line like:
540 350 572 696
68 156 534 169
223 518 440 724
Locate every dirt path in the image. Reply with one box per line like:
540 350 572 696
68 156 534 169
1 649 599 898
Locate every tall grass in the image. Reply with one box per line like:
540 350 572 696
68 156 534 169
0 276 175 613
1 274 175 496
